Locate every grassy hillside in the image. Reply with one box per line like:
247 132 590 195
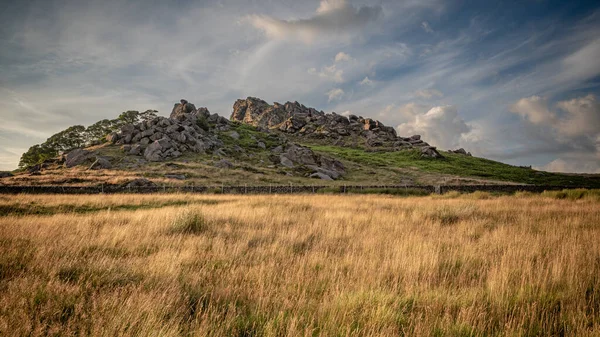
309 145 600 187
1 193 600 335
5 121 599 187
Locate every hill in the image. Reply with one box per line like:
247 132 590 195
2 98 599 188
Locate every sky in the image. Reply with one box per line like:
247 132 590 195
0 0 599 172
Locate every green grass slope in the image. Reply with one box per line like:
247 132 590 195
308 145 600 187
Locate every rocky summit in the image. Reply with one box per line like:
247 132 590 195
10 97 459 185
231 97 442 158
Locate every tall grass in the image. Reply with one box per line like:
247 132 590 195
1 193 599 336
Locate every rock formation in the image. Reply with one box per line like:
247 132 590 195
107 99 229 162
449 148 472 156
230 97 442 158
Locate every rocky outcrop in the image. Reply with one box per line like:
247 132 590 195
449 148 472 156
65 149 93 168
108 99 228 162
230 97 442 158
278 144 346 180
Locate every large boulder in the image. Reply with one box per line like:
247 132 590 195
144 140 165 162
170 99 197 120
421 146 443 159
65 149 93 168
88 156 112 170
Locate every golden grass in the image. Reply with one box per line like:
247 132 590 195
1 193 599 336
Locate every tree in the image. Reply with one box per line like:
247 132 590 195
117 110 140 124
46 125 86 153
18 144 57 168
85 119 119 144
140 110 158 122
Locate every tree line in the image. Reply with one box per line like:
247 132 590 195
19 110 158 168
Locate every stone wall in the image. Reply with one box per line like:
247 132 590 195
0 184 582 195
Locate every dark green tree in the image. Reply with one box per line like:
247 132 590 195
18 144 57 168
139 109 158 122
85 119 119 143
46 125 86 152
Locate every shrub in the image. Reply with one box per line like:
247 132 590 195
170 209 209 234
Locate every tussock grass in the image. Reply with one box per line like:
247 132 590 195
0 193 599 336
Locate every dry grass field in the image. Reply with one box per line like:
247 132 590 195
1 192 599 336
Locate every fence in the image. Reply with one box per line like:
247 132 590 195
0 184 586 195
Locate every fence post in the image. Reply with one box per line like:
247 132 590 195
290 182 292 194
269 184 272 194
245 184 247 194
344 184 346 194
221 183 224 194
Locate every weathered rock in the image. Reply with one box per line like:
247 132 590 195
65 149 93 168
129 144 142 155
310 172 334 181
144 141 164 162
257 141 266 149
170 99 197 120
106 132 120 144
215 159 233 169
421 146 443 159
279 155 295 168
125 178 156 187
228 131 240 140
88 156 112 170
450 148 472 156
229 97 438 155
165 174 186 180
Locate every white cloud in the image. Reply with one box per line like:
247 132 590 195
335 52 352 63
421 21 434 33
359 76 373 86
248 0 382 43
510 96 555 125
327 88 345 102
415 88 443 99
536 158 600 174
555 94 600 137
309 64 344 83
396 105 471 149
510 94 600 173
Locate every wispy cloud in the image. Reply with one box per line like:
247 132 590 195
248 0 382 43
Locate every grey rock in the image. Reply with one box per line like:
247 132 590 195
141 129 154 137
106 132 120 144
421 146 443 159
89 156 112 170
144 141 164 162
129 144 142 155
279 155 295 168
310 172 334 181
65 149 93 168
215 159 233 169
228 131 240 140
126 178 156 187
0 171 13 178
257 141 266 149
165 174 186 180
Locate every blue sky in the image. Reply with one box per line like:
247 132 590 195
1 0 599 172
